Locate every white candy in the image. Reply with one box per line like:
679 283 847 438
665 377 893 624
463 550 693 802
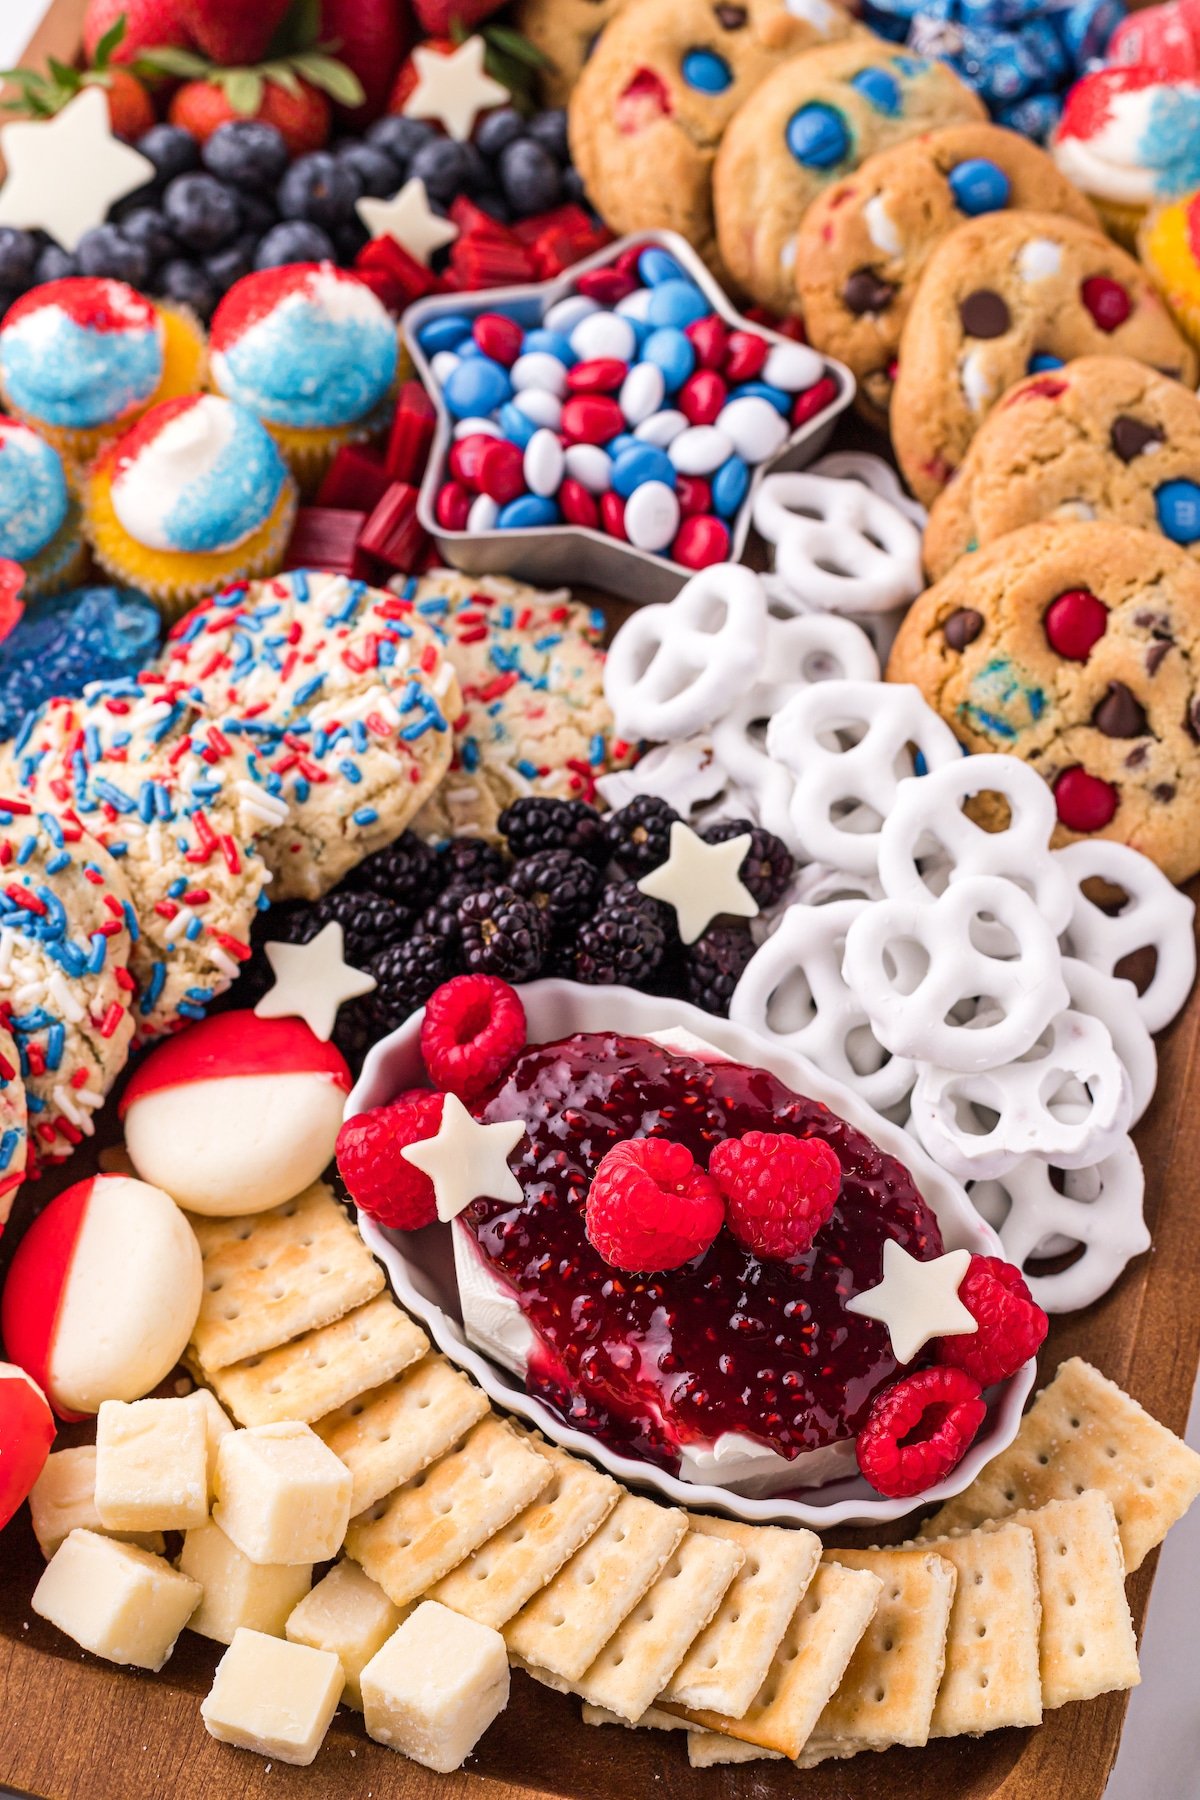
669 425 734 476
466 494 498 532
430 350 461 384
766 680 960 874
570 310 636 363
624 479 680 552
762 341 824 393
730 901 916 1113
808 452 928 529
511 385 562 427
716 395 788 464
563 443 612 493
511 352 568 399
842 875 1069 1072
968 1136 1149 1313
754 472 923 616
604 563 768 741
616 288 654 323
523 428 564 498
620 362 665 425
1055 840 1196 1033
635 408 688 447
452 416 503 440
543 294 598 335
1061 956 1156 1127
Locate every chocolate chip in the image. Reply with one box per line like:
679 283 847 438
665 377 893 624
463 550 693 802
714 3 748 24
1153 782 1176 802
959 289 1010 338
1092 681 1148 738
1146 641 1172 675
842 268 896 315
1110 416 1164 462
1188 696 1200 742
1124 744 1149 768
943 607 984 650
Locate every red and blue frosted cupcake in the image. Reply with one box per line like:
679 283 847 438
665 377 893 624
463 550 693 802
0 417 86 599
83 394 297 620
209 263 400 492
0 277 206 467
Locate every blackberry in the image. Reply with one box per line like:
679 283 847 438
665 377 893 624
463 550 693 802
604 795 680 875
420 881 473 951
684 923 756 1017
499 796 607 865
574 881 667 987
438 836 508 889
370 930 454 1030
311 888 414 964
458 885 548 982
702 820 795 908
345 832 445 905
509 850 601 936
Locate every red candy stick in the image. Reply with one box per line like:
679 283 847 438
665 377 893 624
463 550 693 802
317 442 391 514
386 380 437 484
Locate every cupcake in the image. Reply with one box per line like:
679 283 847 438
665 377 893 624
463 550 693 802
83 394 297 621
0 277 207 467
0 417 87 599
1052 67 1200 248
209 262 400 493
1140 189 1200 349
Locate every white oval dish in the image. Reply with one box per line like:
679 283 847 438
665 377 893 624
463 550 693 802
349 980 1035 1528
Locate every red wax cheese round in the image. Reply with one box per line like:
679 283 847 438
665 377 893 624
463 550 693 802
119 1011 352 1216
1 1175 202 1418
0 1361 54 1529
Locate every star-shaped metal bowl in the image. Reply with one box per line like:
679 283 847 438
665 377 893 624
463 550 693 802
404 229 855 605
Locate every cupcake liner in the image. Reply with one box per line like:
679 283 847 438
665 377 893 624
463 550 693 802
243 330 410 498
20 496 89 601
1091 195 1146 253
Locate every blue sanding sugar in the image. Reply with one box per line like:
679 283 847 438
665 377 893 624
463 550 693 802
0 585 162 742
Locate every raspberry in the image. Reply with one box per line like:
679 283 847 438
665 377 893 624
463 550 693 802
421 973 526 1100
708 1131 841 1260
933 1255 1048 1386
585 1137 725 1272
336 1090 444 1230
856 1365 986 1499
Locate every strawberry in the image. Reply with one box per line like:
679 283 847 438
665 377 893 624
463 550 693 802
168 71 332 151
413 0 507 31
6 16 157 143
387 34 453 117
175 0 295 66
318 0 410 123
84 0 194 64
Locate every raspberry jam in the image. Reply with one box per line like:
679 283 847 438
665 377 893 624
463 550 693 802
458 1033 944 1477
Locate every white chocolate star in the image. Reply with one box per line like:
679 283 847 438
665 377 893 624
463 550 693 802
356 177 459 266
0 88 155 253
845 1242 977 1365
402 37 509 141
400 1092 526 1222
636 821 759 945
255 922 376 1042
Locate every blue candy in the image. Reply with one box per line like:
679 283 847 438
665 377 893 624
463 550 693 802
521 328 577 365
497 495 561 530
418 313 473 355
642 326 695 391
712 455 750 518
948 157 1011 215
645 279 710 329
1059 0 1124 63
606 432 641 459
786 103 850 169
1155 480 1200 546
850 66 903 115
681 47 733 92
611 445 676 498
1027 352 1064 373
996 90 1062 141
443 357 512 418
498 402 537 448
0 587 162 743
638 247 688 287
730 381 791 414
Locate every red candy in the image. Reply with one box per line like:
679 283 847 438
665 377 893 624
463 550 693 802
856 1365 986 1499
0 1362 54 1530
675 473 712 517
421 974 527 1100
672 514 730 568
448 432 495 488
585 1137 726 1273
614 243 646 280
1044 587 1108 660
472 311 524 365
1081 274 1132 332
435 480 471 531
359 481 427 571
316 442 391 514
386 379 437 483
1054 766 1119 832
576 266 638 305
600 490 627 538
679 369 727 426
561 395 624 444
685 313 729 369
560 477 599 528
477 437 526 504
792 374 840 427
723 329 769 382
934 1256 1048 1386
566 356 628 394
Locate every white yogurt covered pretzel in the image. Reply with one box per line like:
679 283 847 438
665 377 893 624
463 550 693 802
753 472 924 617
1055 840 1197 1034
595 737 731 819
730 900 917 1113
968 1135 1149 1313
603 563 767 742
1062 956 1156 1129
808 451 929 529
787 863 886 907
766 681 960 875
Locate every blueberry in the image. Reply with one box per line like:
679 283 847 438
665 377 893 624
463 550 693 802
474 191 513 225
163 173 242 251
409 137 470 205
135 123 200 185
236 191 280 235
202 120 290 189
333 217 369 261
498 138 562 217
158 257 218 319
561 165 587 205
365 115 435 169
459 142 497 196
474 106 526 160
0 288 17 321
278 151 362 228
76 224 151 286
336 142 400 197
119 207 177 268
525 108 570 164
204 233 258 293
34 244 78 283
0 228 36 289
253 220 336 269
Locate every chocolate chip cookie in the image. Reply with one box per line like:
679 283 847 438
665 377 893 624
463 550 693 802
891 211 1199 509
886 518 1200 882
713 41 985 316
516 0 630 107
795 124 1099 426
925 356 1200 581
569 0 858 278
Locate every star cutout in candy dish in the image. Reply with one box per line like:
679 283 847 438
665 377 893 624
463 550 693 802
0 87 155 254
404 229 853 604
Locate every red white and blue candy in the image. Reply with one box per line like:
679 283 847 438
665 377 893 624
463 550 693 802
0 418 70 563
210 263 399 431
0 279 164 431
109 395 288 555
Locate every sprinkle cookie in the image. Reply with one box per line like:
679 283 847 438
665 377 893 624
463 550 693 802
891 211 1199 507
0 1020 26 1225
163 571 461 899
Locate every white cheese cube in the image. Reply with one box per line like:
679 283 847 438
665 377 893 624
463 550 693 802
32 1529 200 1671
361 1600 509 1773
179 1522 312 1644
191 1387 234 1499
286 1560 404 1710
95 1395 210 1532
201 1627 344 1766
214 1423 352 1565
27 1446 165 1559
